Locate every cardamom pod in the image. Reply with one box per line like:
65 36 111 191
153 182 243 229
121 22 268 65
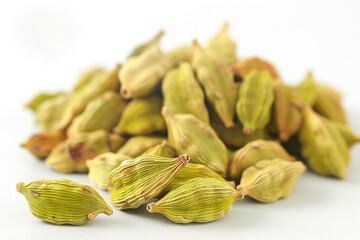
73 67 104 92
229 140 295 181
16 179 112 225
127 31 164 58
236 70 275 135
21 132 67 159
143 140 177 158
162 107 228 176
299 107 349 178
232 57 279 80
167 45 193 67
162 62 209 124
26 92 65 112
45 130 125 173
237 158 306 203
119 33 173 99
205 22 236 65
113 96 166 135
68 91 126 137
313 85 347 123
108 154 190 210
147 178 243 223
331 121 360 148
87 152 131 190
117 135 166 157
296 72 317 106
192 40 237 128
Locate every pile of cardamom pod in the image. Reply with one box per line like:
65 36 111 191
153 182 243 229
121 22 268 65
18 23 359 225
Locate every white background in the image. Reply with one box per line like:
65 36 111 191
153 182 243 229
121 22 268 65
1 0 360 239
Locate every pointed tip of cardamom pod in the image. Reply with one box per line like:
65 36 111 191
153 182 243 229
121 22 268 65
179 154 190 166
221 22 229 31
243 128 254 136
236 185 246 199
146 203 155 213
155 30 165 41
20 142 27 148
161 106 174 120
120 87 131 99
16 182 25 193
192 39 201 49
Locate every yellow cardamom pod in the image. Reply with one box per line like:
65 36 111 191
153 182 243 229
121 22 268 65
72 67 104 92
68 91 126 137
191 40 237 128
25 92 65 112
232 57 279 80
296 72 317 106
147 178 243 223
229 140 295 181
143 140 177 158
108 154 190 210
116 135 166 158
162 107 228 177
16 179 112 225
21 132 67 159
330 120 360 148
113 96 166 135
237 158 306 203
162 62 210 124
119 33 173 99
236 70 275 135
313 85 347 123
167 45 193 67
86 152 131 190
45 130 125 173
271 84 303 142
127 31 164 58
205 22 237 65
299 107 349 178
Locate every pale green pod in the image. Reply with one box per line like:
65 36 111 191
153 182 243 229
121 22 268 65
68 91 126 137
236 70 275 135
162 62 209 124
163 163 230 194
73 67 104 92
86 153 131 190
26 92 65 112
113 96 166 135
127 31 164 58
167 45 193 67
162 107 228 176
191 40 237 128
36 94 74 132
119 35 173 99
296 72 317 106
143 140 177 158
45 130 126 173
313 85 347 123
117 135 166 157
206 22 236 65
228 140 295 181
299 107 349 179
16 179 112 225
108 154 190 210
271 84 303 142
331 121 360 148
147 178 243 223
237 159 306 203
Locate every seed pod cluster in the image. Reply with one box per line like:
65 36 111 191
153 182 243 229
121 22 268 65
19 23 358 225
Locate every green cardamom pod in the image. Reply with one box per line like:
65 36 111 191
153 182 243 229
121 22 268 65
236 70 275 135
167 45 193 67
87 152 131 190
45 130 125 173
162 62 210 124
16 179 112 225
73 67 104 92
330 121 360 148
162 107 228 176
113 96 166 135
68 91 126 137
127 31 164 58
299 107 349 178
119 34 173 99
296 72 317 106
192 40 237 128
205 22 236 65
143 140 177 158
116 135 166 158
21 132 67 159
237 158 306 203
229 140 295 181
25 92 65 112
313 85 347 123
147 178 243 223
232 57 279 80
108 154 190 210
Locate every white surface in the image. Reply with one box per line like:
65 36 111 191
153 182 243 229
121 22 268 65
1 0 360 239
